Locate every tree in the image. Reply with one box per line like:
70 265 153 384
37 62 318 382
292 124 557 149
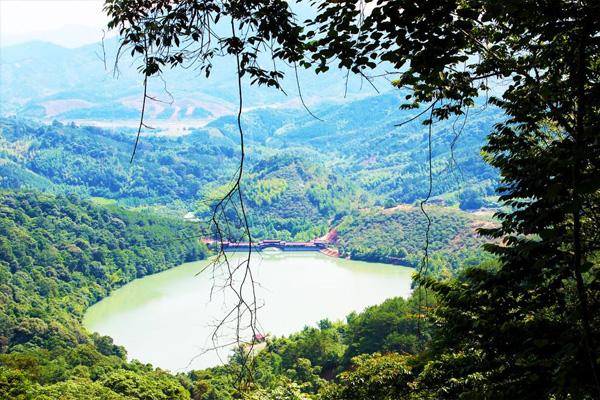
106 0 600 397
104 1 309 363
306 0 600 397
458 188 483 210
319 353 413 400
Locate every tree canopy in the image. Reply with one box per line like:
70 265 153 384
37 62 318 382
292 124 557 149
102 0 600 398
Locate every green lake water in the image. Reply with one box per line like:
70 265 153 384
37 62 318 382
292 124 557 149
83 251 413 371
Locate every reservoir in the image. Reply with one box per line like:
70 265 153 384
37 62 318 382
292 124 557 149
84 251 413 371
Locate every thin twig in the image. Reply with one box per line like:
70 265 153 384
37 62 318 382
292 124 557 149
294 62 324 122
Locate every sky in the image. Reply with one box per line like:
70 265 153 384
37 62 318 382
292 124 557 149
0 0 113 48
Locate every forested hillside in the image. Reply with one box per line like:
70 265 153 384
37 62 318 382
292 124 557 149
1 111 497 245
0 191 206 399
211 93 501 204
3 0 597 397
335 206 495 275
198 153 365 241
0 37 374 122
2 90 501 207
0 118 240 204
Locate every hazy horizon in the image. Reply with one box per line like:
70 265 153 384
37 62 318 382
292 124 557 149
0 0 113 48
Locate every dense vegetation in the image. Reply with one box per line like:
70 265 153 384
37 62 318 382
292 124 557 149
0 191 207 399
335 206 494 275
0 115 494 248
100 0 600 398
187 293 430 400
1 0 597 398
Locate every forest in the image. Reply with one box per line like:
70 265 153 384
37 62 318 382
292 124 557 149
0 191 206 399
0 116 492 255
335 206 494 274
1 0 599 399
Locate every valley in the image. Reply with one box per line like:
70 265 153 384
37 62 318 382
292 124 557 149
1 1 597 399
0 114 496 272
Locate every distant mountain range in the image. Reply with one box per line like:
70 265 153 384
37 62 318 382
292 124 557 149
1 36 502 234
1 89 500 213
0 38 384 127
0 33 502 265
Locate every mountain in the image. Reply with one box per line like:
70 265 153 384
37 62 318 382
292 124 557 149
0 112 498 252
0 39 384 125
0 118 363 241
207 92 502 204
1 38 500 208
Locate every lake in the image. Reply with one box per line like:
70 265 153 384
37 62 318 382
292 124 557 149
83 251 413 371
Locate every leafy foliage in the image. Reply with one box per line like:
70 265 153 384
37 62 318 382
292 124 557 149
0 191 206 398
300 0 600 397
320 353 413 400
187 294 428 400
335 205 494 275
